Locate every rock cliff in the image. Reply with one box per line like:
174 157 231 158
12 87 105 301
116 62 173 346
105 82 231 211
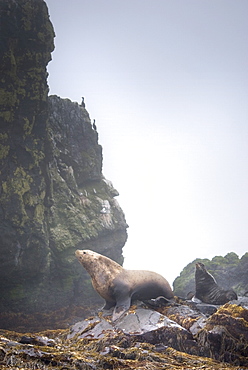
0 0 127 328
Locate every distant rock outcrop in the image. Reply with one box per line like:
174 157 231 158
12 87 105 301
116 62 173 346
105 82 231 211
0 0 128 329
173 252 248 298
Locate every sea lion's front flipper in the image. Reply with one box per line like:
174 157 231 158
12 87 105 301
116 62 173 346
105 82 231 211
103 300 115 310
112 296 131 321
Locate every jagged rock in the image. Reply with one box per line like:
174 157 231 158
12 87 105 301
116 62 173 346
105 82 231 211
0 300 247 369
0 328 241 370
0 0 128 330
68 305 200 355
117 308 182 335
158 303 208 335
67 299 248 366
231 296 248 309
191 302 218 316
157 297 247 336
68 316 115 340
19 335 55 347
196 303 248 366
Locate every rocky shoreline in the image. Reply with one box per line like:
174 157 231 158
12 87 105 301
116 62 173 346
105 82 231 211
0 297 247 369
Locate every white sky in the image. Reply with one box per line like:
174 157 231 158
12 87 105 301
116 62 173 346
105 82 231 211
45 0 248 285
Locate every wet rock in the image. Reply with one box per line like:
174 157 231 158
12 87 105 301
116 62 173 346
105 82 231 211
181 299 218 316
116 308 179 334
19 335 55 347
194 303 218 316
0 346 6 362
67 297 248 366
68 316 115 340
159 303 207 335
230 296 248 309
68 306 200 356
196 303 248 366
0 302 247 370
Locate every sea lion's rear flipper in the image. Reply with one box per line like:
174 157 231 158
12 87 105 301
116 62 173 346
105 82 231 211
143 296 177 308
112 296 131 321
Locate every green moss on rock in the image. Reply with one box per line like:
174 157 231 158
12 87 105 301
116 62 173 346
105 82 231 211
0 0 127 327
0 143 10 160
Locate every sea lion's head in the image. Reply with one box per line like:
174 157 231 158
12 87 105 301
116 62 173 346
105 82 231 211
195 262 206 272
195 262 208 281
75 249 123 296
75 249 101 274
75 249 122 276
195 262 217 285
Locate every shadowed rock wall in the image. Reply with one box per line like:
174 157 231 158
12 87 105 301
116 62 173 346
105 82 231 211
0 0 128 324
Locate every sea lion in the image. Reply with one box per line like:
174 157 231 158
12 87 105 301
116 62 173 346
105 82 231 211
75 249 174 321
194 262 237 304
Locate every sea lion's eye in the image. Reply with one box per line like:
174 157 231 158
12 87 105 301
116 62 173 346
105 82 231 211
83 251 86 254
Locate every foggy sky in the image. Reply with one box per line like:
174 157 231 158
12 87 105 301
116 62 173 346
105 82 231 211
45 0 248 284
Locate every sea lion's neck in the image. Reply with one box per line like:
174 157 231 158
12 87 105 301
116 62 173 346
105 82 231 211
101 256 122 272
90 256 123 293
84 255 122 279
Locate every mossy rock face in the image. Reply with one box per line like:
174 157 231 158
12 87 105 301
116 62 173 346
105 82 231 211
0 0 55 318
173 252 248 298
0 0 128 328
0 0 54 122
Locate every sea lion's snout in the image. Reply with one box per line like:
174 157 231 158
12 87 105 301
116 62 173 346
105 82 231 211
75 250 83 260
75 250 89 262
195 262 205 271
